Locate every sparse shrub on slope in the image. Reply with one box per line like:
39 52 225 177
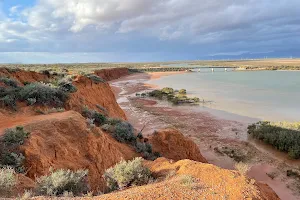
0 167 16 196
58 81 77 93
0 126 29 173
104 157 152 191
36 169 89 196
114 121 136 143
0 77 19 88
82 107 107 125
0 153 25 173
3 126 30 146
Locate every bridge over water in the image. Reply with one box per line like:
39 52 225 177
130 66 238 72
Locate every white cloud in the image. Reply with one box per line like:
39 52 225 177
9 5 21 16
0 0 300 61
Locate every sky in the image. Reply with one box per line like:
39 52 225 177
0 0 300 63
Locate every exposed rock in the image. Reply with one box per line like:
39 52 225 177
95 68 129 81
20 111 138 191
66 75 126 119
0 68 49 84
150 128 207 163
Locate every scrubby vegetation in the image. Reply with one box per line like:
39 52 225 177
82 107 107 126
0 77 19 88
248 121 300 159
3 126 30 146
80 107 160 160
0 79 77 110
114 121 136 143
36 168 89 196
141 87 200 105
0 126 29 173
85 74 105 83
104 157 152 191
0 167 16 196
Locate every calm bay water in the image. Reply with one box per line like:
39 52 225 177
148 70 300 122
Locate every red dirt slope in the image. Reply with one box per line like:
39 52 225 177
95 68 129 81
95 158 279 200
20 111 138 191
0 68 49 84
66 76 127 120
150 128 207 163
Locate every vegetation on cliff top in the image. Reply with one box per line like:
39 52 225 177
0 76 77 110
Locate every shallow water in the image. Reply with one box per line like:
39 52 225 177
147 70 300 122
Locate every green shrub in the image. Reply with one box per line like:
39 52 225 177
36 169 89 196
104 157 151 191
106 118 122 126
0 152 25 173
0 167 16 195
0 95 17 110
134 142 147 153
171 97 179 105
192 97 200 103
86 74 105 83
248 121 300 159
82 107 107 125
19 83 69 107
178 89 187 95
0 77 19 88
114 121 136 143
58 82 77 93
148 90 164 99
161 87 174 94
26 98 36 106
101 124 115 133
3 126 30 146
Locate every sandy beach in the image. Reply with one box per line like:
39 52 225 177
110 72 300 200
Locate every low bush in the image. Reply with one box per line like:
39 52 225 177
104 157 152 191
82 107 107 125
0 77 19 88
0 126 29 173
0 94 17 110
19 83 69 107
101 124 115 133
58 82 77 93
178 89 187 95
114 121 136 143
148 90 164 99
0 152 25 173
248 121 300 159
86 74 105 83
36 169 89 196
3 126 30 146
0 167 16 195
146 87 200 105
161 87 174 94
106 118 122 126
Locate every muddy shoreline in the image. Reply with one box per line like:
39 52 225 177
110 72 300 200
